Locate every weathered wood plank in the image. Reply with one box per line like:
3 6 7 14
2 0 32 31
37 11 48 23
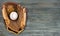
0 0 60 36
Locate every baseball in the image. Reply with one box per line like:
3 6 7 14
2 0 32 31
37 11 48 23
10 12 18 20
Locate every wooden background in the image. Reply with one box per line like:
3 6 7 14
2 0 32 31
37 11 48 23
0 0 60 36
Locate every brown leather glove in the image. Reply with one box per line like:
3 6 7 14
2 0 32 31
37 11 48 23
2 2 26 34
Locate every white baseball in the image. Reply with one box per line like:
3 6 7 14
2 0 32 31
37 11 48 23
10 12 18 20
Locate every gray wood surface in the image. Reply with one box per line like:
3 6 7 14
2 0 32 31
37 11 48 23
0 0 60 36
